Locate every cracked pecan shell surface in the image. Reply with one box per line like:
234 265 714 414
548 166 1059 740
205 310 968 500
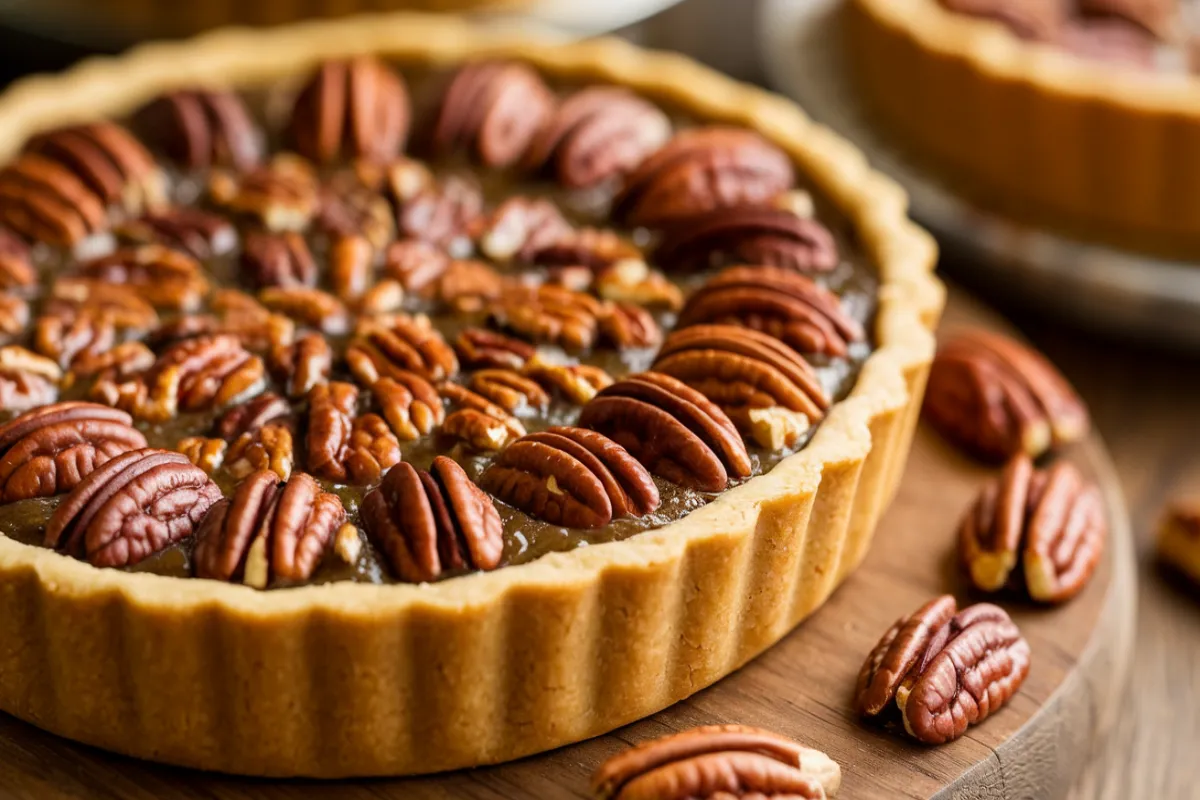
289 57 410 165
135 88 262 171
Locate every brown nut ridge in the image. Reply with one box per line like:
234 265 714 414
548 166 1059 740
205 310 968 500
304 381 358 483
654 205 839 274
373 372 443 441
135 88 262 171
522 359 614 405
258 286 350 335
0 346 61 411
469 369 549 413
215 392 291 442
116 207 236 260
481 435 614 528
242 231 317 289
289 57 410 165
454 327 536 371
25 122 167 215
130 334 266 421
270 332 333 399
396 177 484 252
489 284 605 352
347 314 459 385
209 155 318 232
75 245 209 311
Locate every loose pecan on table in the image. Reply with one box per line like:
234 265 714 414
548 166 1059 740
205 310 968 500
373 372 444 441
655 204 839 274
0 152 108 247
0 226 35 290
44 448 223 568
270 331 332 398
453 327 536 371
481 426 658 528
523 87 671 190
135 88 262 171
194 470 346 588
438 381 525 451
654 324 829 451
593 724 842 800
74 245 209 311
395 176 484 253
209 154 318 231
579 371 751 492
0 402 147 502
855 595 1031 745
677 265 864 358
960 454 1106 604
938 0 1065 40
115 207 237 260
347 313 459 384
258 285 350 335
924 328 1089 462
521 358 613 405
361 457 502 583
305 381 401 484
241 230 317 289
289 57 410 165
0 346 61 411
431 61 555 169
614 127 795 229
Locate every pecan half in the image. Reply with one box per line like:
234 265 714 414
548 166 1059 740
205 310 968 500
0 346 61 411
432 61 555 168
75 245 209 311
654 324 828 451
115 207 236 260
0 226 35 290
344 412 402 485
176 436 227 475
329 234 374 303
0 295 29 342
532 226 643 271
960 454 1106 604
490 284 604 352
0 402 147 502
383 239 450 293
150 289 293 354
439 382 525 451
855 596 1031 745
655 205 839 274
924 328 1089 462
468 369 549 413
593 724 841 800
615 127 795 229
373 372 443 440
209 154 318 231
270 332 332 398
521 358 613 405
289 57 410 164
0 152 108 246
44 448 222 568
1078 0 1174 38
304 381 357 483
242 231 317 289
678 265 864 358
523 87 671 190
316 177 394 251
599 301 661 350
395 176 483 253
68 342 155 382
454 327 536 371
938 0 1066 39
215 392 291 441
225 422 295 481
594 259 683 311
474 196 573 264
360 457 502 583
258 286 350 335
135 88 262 170
194 470 345 588
347 314 459 384
580 371 750 492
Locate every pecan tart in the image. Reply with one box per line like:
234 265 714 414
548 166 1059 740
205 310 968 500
848 0 1200 258
0 15 940 777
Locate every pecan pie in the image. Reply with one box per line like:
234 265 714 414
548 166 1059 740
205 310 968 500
0 14 939 778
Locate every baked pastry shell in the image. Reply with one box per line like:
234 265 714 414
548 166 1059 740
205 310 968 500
0 13 942 777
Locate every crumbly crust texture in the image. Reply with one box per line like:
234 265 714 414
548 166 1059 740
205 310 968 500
0 13 941 777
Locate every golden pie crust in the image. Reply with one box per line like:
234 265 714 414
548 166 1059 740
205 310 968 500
848 0 1200 258
0 13 942 777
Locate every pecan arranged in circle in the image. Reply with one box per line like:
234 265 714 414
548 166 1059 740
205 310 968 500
654 324 828 451
209 154 318 231
270 332 332 398
305 381 400 485
655 205 839 274
361 457 502 583
289 57 410 165
0 226 35 290
194 470 346 588
242 231 317 289
468 369 549 414
482 426 658 528
924 328 1089 462
615 127 795 229
939 0 1065 40
678 265 864 358
593 724 841 800
523 87 671 190
454 327 535 371
521 358 613 405
0 402 147 502
44 448 222 568
115 207 236 260
489 284 606 352
135 88 262 171
580 371 751 492
74 245 209 311
395 176 484 253
432 61 555 169
594 259 683 311
258 286 350 335
855 595 1031 745
0 346 61 411
373 372 443 441
960 454 1106 604
25 122 167 214
347 314 459 384
473 196 572 264
438 382 525 451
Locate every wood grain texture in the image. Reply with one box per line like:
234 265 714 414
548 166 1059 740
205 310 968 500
0 288 1135 799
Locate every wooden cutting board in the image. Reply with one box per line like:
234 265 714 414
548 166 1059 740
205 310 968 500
0 289 1135 800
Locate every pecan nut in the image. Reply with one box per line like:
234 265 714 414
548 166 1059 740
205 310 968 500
521 358 613 405
0 346 61 411
347 314 459 384
74 245 209 311
226 422 295 481
329 234 375 303
523 87 671 190
489 284 604 352
176 436 227 475
654 324 828 451
115 207 237 260
0 152 107 246
474 196 572 264
0 226 35 290
615 127 795 228
360 457 502 583
135 88 262 170
44 448 222 568
454 327 536 371
594 259 683 311
215 393 292 441
0 295 30 342
468 369 549 414
432 61 555 169
373 373 443 441
344 413 402 485
242 231 317 289
960 454 1106 604
0 402 147 502
592 724 840 800
304 381 358 483
209 154 318 231
395 176 483 253
25 122 167 215
150 289 293 354
579 371 750 492
289 57 409 165
924 328 1089 462
654 205 839 274
677 265 864 358
439 382 525 451
258 286 350 335
855 596 1031 745
384 239 450 293
270 332 333 398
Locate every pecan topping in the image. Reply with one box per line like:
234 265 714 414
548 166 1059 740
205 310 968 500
594 259 683 311
655 205 839 274
270 332 332 398
580 371 751 492
432 61 555 169
135 88 262 170
482 426 658 528
361 457 502 583
960 454 1105 603
209 155 318 231
0 402 147 502
1078 0 1175 38
523 87 671 190
489 284 605 352
226 422 295 481
215 392 291 441
373 372 443 440
678 265 864 358
115 207 236 260
44 448 222 568
615 127 795 229
0 152 108 246
316 177 394 250
24 122 167 214
924 328 1089 462
396 176 483 253
599 301 661 350
454 327 536 371
344 413 402 485
938 0 1066 40
304 381 400 484
289 57 410 165
383 239 450 293
242 231 317 289
532 226 643 271
149 289 293 353
593 724 841 800
176 436 226 475
438 382 525 451
0 226 35 290
0 295 29 342
474 197 572 263
258 286 350 335
654 325 828 451
330 234 374 303
347 314 459 384
521 358 613 405
855 596 1031 745
68 341 155 381
194 470 346 588
468 369 549 413
74 245 209 311
0 346 61 411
